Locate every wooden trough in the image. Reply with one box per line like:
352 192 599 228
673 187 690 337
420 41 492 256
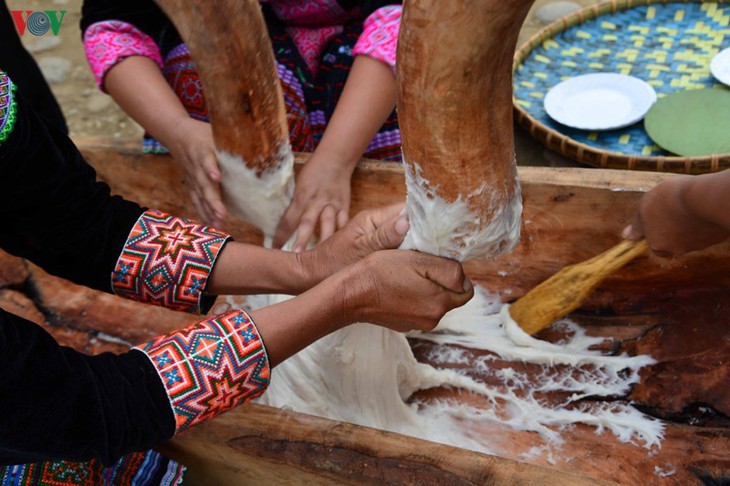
2 138 726 484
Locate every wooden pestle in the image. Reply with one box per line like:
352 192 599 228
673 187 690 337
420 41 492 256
509 239 649 335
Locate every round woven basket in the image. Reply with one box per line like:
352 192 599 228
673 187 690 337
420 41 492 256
514 0 730 174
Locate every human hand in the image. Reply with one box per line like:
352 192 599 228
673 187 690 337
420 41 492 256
274 154 353 251
334 250 474 332
622 176 728 257
297 203 409 288
169 118 227 227
249 248 473 366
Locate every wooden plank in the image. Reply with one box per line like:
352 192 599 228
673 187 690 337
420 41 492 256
159 403 608 486
68 139 729 484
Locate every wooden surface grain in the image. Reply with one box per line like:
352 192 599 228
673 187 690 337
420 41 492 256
3 140 725 484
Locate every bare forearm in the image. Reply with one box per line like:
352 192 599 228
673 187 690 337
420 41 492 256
681 170 730 230
250 249 474 367
104 56 188 149
315 55 397 170
250 276 347 367
207 242 312 296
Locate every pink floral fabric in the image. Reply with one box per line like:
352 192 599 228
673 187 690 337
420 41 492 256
83 21 163 91
83 4 401 85
287 25 344 75
353 5 402 72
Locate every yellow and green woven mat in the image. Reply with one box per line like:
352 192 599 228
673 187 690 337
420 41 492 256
514 1 730 169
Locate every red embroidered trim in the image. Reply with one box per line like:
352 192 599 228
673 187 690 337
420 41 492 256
136 310 270 432
112 209 230 314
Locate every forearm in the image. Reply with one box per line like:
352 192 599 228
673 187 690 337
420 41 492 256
104 56 189 150
207 241 314 296
681 170 730 230
314 55 397 170
250 275 348 367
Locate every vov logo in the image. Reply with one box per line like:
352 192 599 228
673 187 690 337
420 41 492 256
11 10 67 36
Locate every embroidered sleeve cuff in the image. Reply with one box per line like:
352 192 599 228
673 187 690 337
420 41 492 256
83 21 164 91
135 310 271 433
111 209 230 314
0 73 18 146
352 5 402 72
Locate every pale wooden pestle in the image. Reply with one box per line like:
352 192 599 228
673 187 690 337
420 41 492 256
509 239 649 335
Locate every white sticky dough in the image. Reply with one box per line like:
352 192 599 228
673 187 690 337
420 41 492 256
216 143 294 237
248 286 664 463
400 161 523 261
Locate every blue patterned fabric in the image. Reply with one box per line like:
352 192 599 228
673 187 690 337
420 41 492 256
0 450 185 486
514 2 730 157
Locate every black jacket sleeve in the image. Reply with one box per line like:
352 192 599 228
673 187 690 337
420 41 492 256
0 308 175 466
0 71 144 293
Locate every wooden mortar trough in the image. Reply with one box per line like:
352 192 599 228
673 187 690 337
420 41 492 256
3 138 719 484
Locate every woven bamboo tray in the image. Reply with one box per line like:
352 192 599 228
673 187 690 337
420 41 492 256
514 0 730 174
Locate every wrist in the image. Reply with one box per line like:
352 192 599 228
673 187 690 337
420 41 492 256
313 267 360 328
675 176 714 231
681 173 730 231
208 243 312 295
329 258 375 325
260 248 316 294
249 273 352 366
291 249 322 292
308 146 360 177
157 119 184 154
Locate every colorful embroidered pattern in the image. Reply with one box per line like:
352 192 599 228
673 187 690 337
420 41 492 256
277 62 315 152
163 44 208 122
271 22 403 161
112 209 230 314
0 73 18 145
84 21 164 90
136 310 270 432
352 6 402 71
0 450 185 486
141 44 210 154
287 25 344 76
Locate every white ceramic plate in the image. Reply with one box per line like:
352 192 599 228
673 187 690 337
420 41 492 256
710 47 730 86
544 73 658 131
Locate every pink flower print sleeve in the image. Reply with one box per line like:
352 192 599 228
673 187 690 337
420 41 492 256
84 21 164 91
353 5 402 73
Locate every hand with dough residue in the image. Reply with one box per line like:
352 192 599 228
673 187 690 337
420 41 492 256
336 250 475 333
103 56 227 228
168 118 227 228
297 203 411 288
274 151 353 251
622 171 730 257
274 55 398 250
